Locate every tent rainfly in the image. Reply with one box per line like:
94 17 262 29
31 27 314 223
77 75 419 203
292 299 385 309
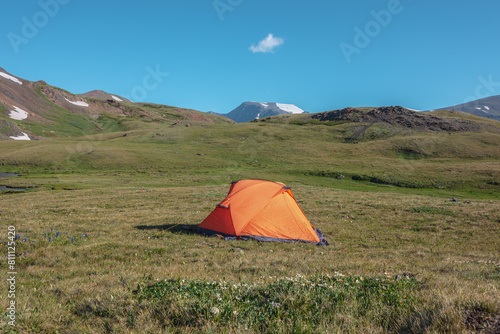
198 179 328 245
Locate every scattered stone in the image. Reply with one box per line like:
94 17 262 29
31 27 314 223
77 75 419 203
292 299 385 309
395 273 411 280
452 198 458 202
337 175 345 179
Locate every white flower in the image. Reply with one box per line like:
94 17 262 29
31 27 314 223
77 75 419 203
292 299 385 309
233 310 238 316
210 307 220 315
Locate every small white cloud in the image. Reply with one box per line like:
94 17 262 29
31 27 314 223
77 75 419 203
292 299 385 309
250 33 284 53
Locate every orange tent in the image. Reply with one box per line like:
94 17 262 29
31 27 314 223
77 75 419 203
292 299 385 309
198 180 328 245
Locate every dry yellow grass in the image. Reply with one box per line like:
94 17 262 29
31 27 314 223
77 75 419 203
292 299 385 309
0 181 498 333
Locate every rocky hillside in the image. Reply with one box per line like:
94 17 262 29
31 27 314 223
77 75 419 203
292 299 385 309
255 106 500 143
0 68 233 140
310 106 489 132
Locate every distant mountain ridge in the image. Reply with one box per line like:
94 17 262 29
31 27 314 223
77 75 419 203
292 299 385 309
0 67 232 140
2 66 500 141
222 102 307 123
436 95 500 121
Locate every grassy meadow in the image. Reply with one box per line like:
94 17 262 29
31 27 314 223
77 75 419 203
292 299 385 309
1 116 499 333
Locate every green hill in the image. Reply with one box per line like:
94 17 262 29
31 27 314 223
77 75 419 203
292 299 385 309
1 105 499 333
0 68 233 140
1 106 499 196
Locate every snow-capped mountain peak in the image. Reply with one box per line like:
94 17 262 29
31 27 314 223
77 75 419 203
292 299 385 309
276 103 304 114
225 102 306 123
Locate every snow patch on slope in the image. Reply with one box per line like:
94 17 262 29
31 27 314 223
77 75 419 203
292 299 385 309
475 106 491 113
9 106 29 120
65 98 89 107
10 132 30 140
0 72 23 85
112 95 123 102
276 103 304 114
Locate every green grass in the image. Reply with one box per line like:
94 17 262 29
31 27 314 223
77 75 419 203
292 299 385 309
428 110 500 127
9 83 232 139
0 115 499 332
0 122 498 194
96 114 130 133
289 119 347 126
410 206 455 216
0 183 498 333
133 273 421 332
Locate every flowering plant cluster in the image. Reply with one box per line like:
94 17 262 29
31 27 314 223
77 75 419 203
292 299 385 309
2 228 101 246
135 272 420 330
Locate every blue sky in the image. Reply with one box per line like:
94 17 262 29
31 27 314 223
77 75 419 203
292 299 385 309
1 0 499 113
